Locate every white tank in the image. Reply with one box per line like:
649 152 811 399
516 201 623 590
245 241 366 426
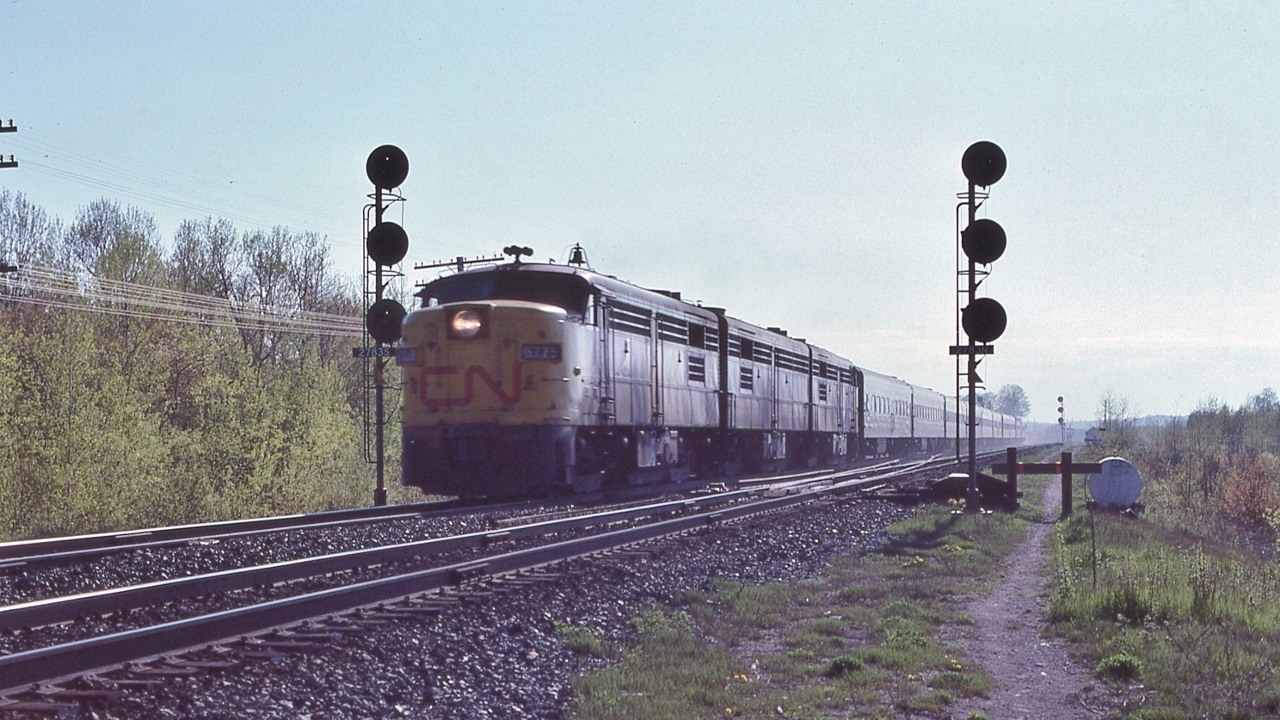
1088 457 1142 509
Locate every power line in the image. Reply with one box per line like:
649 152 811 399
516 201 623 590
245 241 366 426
2 263 364 338
6 126 361 250
16 126 351 226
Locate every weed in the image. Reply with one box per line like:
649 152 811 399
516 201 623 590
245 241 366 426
1096 652 1143 681
882 618 929 649
929 671 991 698
555 622 608 658
825 655 864 677
967 712 990 720
572 485 1036 719
1128 709 1190 720
806 617 845 636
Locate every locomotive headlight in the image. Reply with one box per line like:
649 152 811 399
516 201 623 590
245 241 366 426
450 308 485 339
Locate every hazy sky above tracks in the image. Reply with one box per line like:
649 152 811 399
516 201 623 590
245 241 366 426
4 1 1278 422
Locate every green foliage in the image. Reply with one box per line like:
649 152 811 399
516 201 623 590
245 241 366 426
574 496 1025 719
824 655 863 676
929 671 990 697
555 622 608 658
992 384 1030 419
1127 710 1190 720
1049 494 1280 714
0 193 400 539
576 609 749 719
1095 652 1143 681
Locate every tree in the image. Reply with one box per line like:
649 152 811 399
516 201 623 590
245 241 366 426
66 199 164 283
993 384 1030 418
0 190 62 266
1097 391 1138 457
1247 388 1279 413
170 217 240 298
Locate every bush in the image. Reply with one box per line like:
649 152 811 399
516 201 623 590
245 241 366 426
1096 652 1143 681
824 655 864 677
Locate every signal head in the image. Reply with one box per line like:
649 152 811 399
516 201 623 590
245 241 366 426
961 218 1006 264
962 141 1006 187
367 221 409 266
366 145 410 189
366 298 407 343
962 297 1007 343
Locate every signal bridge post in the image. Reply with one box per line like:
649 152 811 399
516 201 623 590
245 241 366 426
363 145 411 507
954 141 1009 512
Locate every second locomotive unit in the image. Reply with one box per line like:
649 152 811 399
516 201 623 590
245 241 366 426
397 255 1022 498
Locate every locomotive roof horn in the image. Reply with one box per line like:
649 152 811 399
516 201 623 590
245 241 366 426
504 245 534 264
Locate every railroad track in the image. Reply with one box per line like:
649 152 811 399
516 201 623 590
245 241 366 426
0 458 901 571
0 457 912 572
0 497 547 572
0 451 1007 712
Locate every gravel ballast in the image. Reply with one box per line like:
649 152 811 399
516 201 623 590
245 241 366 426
45 497 916 720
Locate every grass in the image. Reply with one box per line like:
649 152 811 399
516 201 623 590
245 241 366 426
1047 483 1280 717
557 622 609 658
570 479 1040 719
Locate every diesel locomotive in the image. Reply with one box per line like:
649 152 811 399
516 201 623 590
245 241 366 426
396 257 1022 498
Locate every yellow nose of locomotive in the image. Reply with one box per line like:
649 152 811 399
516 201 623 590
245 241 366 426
398 300 589 497
399 302 583 425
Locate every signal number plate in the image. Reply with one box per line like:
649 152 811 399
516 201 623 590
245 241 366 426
521 343 562 361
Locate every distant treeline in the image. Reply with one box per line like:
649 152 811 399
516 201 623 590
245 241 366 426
1092 389 1280 532
0 190 408 541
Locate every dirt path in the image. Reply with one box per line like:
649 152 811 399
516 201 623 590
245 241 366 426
945 481 1107 719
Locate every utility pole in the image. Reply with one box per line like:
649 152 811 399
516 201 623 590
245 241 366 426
0 119 16 169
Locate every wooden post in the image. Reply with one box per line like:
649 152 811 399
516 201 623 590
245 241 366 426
1061 450 1072 518
1005 446 1018 503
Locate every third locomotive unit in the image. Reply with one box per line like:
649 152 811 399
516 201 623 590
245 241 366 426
396 257 1022 498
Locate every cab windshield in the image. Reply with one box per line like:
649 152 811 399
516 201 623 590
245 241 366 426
416 270 592 316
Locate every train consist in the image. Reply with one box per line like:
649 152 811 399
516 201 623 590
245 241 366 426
396 258 1023 498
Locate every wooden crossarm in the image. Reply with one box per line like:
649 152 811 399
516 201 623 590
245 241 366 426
991 462 1103 475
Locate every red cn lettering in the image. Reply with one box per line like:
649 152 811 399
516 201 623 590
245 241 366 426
420 364 523 408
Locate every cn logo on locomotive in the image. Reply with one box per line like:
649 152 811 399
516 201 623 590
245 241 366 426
420 364 523 408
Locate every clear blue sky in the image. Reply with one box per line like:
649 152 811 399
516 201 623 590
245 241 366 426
4 1 1278 422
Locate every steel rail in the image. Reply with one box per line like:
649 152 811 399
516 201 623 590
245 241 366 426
0 452 990 569
0 455 957 635
0 450 1014 693
0 489 761 634
0 500 460 564
0 456 932 635
0 467 894 694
